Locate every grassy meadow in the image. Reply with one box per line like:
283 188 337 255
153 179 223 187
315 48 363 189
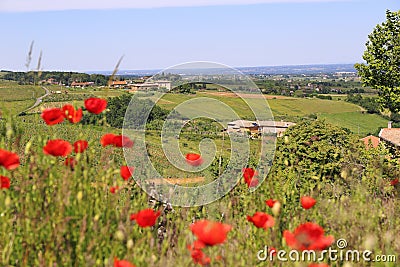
0 82 45 115
0 82 399 267
142 91 387 136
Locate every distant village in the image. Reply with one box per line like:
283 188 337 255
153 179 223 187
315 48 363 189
39 77 172 93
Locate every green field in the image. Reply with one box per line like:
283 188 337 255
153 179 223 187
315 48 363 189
0 82 45 101
139 91 387 136
320 112 388 135
0 81 125 115
0 82 45 115
0 80 388 137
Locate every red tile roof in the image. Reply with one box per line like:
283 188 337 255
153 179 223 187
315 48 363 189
360 135 380 149
379 128 400 146
110 81 127 85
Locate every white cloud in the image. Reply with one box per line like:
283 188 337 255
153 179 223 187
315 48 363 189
1 0 351 12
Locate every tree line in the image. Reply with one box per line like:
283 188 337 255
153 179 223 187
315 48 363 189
81 94 178 129
2 71 108 86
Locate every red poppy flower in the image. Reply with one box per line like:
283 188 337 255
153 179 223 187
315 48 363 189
84 97 107 114
101 134 134 148
186 153 203 166
113 135 134 148
187 240 206 251
265 199 277 208
283 222 334 251
41 108 64 125
101 133 116 146
120 166 134 181
243 167 256 180
62 104 83 123
73 140 88 153
190 220 232 246
114 257 136 267
390 178 399 186
243 168 258 187
247 212 275 229
130 208 161 227
43 139 72 157
0 176 10 189
191 249 211 266
301 196 317 209
0 149 20 170
246 177 259 188
308 264 330 267
64 157 77 169
110 186 119 194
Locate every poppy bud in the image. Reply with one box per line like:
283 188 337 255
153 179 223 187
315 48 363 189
77 191 83 202
25 140 32 155
127 239 134 250
272 202 281 216
114 230 125 241
6 125 13 139
5 196 11 208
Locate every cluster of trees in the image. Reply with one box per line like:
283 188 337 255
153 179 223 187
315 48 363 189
315 94 333 100
43 93 96 103
3 71 108 86
255 78 362 96
170 83 203 94
347 88 366 94
355 10 400 113
346 94 380 114
81 94 175 129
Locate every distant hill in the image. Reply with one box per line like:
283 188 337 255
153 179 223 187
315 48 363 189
88 63 357 76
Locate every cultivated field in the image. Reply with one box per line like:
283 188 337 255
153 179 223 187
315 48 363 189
140 91 387 136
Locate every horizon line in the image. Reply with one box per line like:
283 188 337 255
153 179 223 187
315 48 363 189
1 63 358 74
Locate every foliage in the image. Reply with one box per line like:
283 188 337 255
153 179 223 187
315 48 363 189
355 10 400 112
81 94 173 129
346 93 380 114
3 71 108 86
43 93 96 102
270 120 356 190
315 94 332 100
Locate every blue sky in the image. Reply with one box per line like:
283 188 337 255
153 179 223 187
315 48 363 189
0 0 398 71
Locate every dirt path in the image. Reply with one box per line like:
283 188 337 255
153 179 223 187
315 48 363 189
20 86 50 114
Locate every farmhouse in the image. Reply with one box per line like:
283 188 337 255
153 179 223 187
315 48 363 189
130 83 159 92
360 135 380 149
129 80 172 92
153 80 172 90
378 121 400 148
227 120 295 137
70 81 94 87
108 80 128 88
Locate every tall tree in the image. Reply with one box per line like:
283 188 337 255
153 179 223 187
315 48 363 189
355 10 400 113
